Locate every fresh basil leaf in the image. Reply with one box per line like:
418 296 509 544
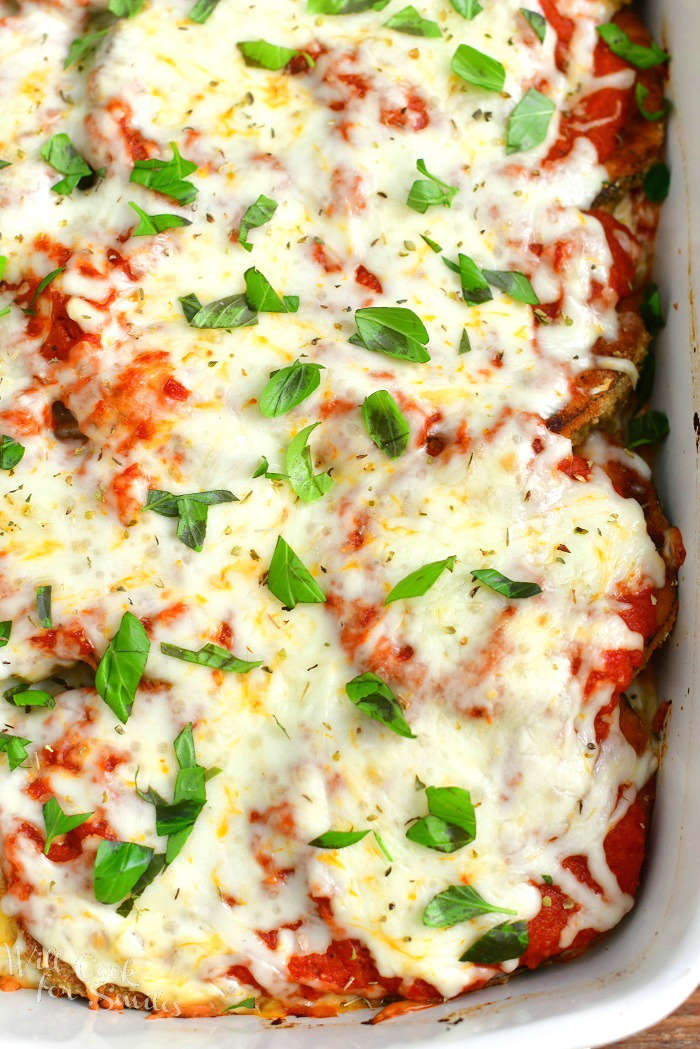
471 568 541 598
43 797 93 855
406 815 474 853
362 389 410 459
0 732 31 771
406 159 457 213
259 359 324 417
448 0 482 17
421 233 442 253
115 852 166 916
95 611 150 723
108 0 143 14
384 5 441 37
252 456 287 480
286 422 334 503
309 829 370 848
0 160 11 170
407 784 476 853
4 685 55 709
506 89 555 154
23 268 65 316
36 585 52 629
640 282 665 334
238 194 278 252
176 495 209 551
345 671 415 738
237 40 298 70
156 795 204 839
351 306 431 363
130 143 198 205
144 489 180 517
93 840 154 904
0 256 6 281
451 44 505 92
443 254 492 306
0 435 25 470
188 0 220 21
174 722 197 769
643 161 670 203
307 0 390 12
40 134 95 195
459 328 472 354
138 725 208 864
160 641 262 673
179 292 257 328
627 410 669 449
596 23 669 69
65 28 110 69
520 8 545 42
423 885 516 928
225 997 256 1012
0 621 11 647
460 920 529 964
482 269 539 305
635 83 670 122
128 201 191 236
244 267 299 313
267 536 326 609
385 556 456 604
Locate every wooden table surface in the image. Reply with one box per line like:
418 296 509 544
607 986 700 1047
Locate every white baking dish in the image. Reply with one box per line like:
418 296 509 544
1 0 697 1045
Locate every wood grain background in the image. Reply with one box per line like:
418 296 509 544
607 986 700 1047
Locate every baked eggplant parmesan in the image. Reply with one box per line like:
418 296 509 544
0 0 683 1019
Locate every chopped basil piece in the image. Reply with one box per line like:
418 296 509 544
362 389 410 459
65 28 110 69
237 40 298 70
448 0 482 18
108 0 143 13
42 797 93 855
145 488 237 551
36 585 52 629
635 83 670 122
506 89 555 154
596 23 669 69
138 724 209 864
350 306 431 363
471 568 541 598
244 267 299 313
421 233 442 253
40 134 97 195
0 160 10 170
643 162 670 203
4 685 55 709
0 621 11 647
542 874 554 886
459 328 471 354
385 556 456 604
627 410 669 449
0 435 25 470
640 282 665 334
424 885 516 928
460 920 529 964
384 6 441 37
482 269 539 305
0 732 31 771
161 641 262 673
443 254 492 306
95 611 150 723
238 194 278 252
252 456 287 480
188 0 220 21
407 785 476 853
116 852 166 916
520 8 546 41
23 268 65 316
306 0 390 12
309 829 369 848
286 422 334 503
345 671 415 738
225 997 257 1012
451 45 505 93
406 159 457 213
259 359 324 417
0 256 6 281
267 536 326 609
635 349 656 409
128 202 191 236
129 143 198 205
179 291 257 329
93 840 154 905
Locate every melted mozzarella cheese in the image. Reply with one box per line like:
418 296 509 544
0 0 669 1013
